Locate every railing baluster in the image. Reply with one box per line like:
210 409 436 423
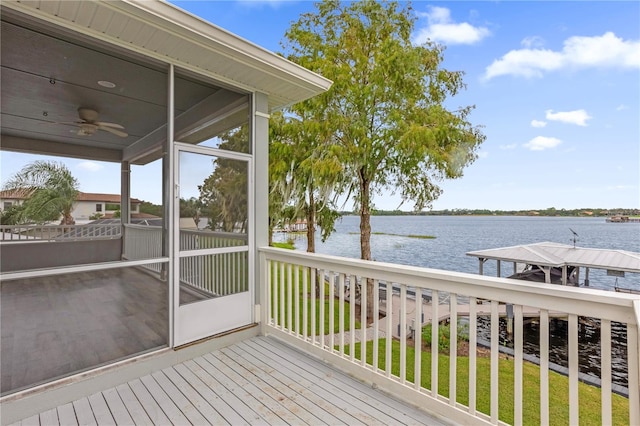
278 261 285 329
360 276 367 367
373 279 380 373
601 318 612 425
514 304 523 426
385 281 393 378
329 271 335 351
449 292 457 406
490 300 499 424
311 268 317 346
319 269 326 349
540 309 549 426
294 264 300 337
469 296 477 415
266 260 273 325
349 274 356 363
400 284 407 384
431 289 439 397
339 272 345 355
627 303 640 425
569 314 579 424
414 288 422 391
287 263 293 334
302 267 308 341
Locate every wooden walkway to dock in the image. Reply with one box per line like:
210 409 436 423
7 336 449 426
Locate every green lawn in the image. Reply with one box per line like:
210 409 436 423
269 263 361 335
345 340 629 426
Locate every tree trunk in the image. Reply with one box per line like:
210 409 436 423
306 191 316 253
359 175 374 319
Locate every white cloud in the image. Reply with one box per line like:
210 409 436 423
484 32 640 79
523 136 562 151
499 144 517 150
616 104 628 111
521 36 545 49
545 109 592 126
413 6 490 45
77 161 103 172
531 120 547 128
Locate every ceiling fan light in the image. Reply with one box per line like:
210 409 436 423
97 80 116 88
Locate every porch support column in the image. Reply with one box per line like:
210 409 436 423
121 161 130 223
164 64 176 346
120 160 130 259
253 92 269 326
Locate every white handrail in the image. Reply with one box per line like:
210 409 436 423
0 224 121 242
259 246 640 426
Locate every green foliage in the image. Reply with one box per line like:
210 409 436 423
272 241 295 250
2 161 79 224
283 0 485 267
89 212 103 220
269 110 342 252
0 204 25 226
139 201 163 217
199 126 249 233
421 320 469 353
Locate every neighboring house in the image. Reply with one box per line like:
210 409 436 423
74 192 141 220
0 190 142 220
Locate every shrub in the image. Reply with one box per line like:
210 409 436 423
422 320 469 353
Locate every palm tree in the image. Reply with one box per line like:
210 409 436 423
3 160 79 225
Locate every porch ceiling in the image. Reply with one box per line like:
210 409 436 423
0 0 331 164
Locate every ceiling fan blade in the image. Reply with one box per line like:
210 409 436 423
99 126 128 138
95 121 125 129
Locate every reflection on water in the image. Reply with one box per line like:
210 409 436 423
476 316 629 391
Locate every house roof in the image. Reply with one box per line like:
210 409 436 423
467 242 640 274
0 190 142 204
76 192 142 204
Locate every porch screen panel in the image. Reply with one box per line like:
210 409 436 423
178 151 249 306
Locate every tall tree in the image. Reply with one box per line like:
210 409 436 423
284 0 485 313
270 110 343 252
199 126 249 233
3 160 79 225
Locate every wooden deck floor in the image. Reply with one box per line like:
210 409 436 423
1 267 203 395
8 336 450 426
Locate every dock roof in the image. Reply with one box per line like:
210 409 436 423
466 242 640 274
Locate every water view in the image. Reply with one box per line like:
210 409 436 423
275 215 640 391
277 215 640 291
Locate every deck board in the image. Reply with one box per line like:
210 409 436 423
101 388 134 425
12 336 450 426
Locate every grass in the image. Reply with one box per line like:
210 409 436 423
269 263 361 335
272 241 295 250
343 339 629 426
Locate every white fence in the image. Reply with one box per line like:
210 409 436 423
123 224 248 296
0 224 121 241
259 247 640 426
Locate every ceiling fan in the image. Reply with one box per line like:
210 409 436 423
58 107 128 138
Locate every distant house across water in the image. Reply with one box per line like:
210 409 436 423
0 190 145 221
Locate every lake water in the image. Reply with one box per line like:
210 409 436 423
276 215 640 291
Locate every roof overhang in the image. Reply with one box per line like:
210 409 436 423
1 0 331 112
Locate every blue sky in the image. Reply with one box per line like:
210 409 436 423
1 1 638 211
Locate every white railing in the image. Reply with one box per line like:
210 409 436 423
123 225 248 296
122 224 164 273
259 247 640 426
0 224 121 242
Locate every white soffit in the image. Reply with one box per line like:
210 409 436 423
2 0 332 111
